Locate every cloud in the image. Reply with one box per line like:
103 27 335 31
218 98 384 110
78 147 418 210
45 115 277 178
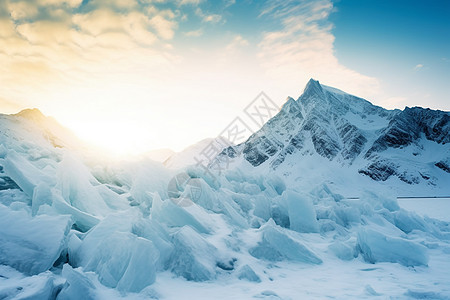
184 29 203 37
414 64 424 70
179 0 203 5
0 0 180 113
195 8 222 23
149 14 177 40
257 0 380 100
36 0 83 8
0 0 390 151
203 14 221 23
8 1 39 20
226 35 249 51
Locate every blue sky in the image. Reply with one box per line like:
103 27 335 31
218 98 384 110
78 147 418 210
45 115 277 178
0 0 448 153
331 0 450 110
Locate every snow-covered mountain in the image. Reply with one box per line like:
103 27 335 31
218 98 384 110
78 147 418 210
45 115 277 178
164 138 225 169
144 148 175 163
217 79 450 196
1 88 450 299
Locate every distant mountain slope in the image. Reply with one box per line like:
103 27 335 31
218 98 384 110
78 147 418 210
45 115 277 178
0 108 83 192
164 138 223 169
144 148 175 163
217 79 450 196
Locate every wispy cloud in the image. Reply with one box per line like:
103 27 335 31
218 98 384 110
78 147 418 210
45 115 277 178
0 0 392 150
226 35 249 51
195 8 222 23
257 0 380 100
0 0 179 107
184 29 203 37
414 64 424 70
179 0 203 5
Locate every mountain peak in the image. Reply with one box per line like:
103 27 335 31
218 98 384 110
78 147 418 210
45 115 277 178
14 108 46 122
301 78 324 99
280 96 299 114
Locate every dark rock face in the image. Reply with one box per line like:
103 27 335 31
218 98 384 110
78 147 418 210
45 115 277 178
221 146 237 158
338 122 367 161
227 79 388 168
219 79 449 186
358 161 397 181
366 107 450 158
310 132 340 159
435 161 450 173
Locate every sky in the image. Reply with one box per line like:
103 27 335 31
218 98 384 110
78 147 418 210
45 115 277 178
0 0 449 155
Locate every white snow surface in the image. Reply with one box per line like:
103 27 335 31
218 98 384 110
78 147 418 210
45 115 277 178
0 100 450 299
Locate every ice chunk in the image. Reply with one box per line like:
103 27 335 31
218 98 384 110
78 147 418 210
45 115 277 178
309 183 344 203
78 231 159 292
263 175 286 197
0 266 57 300
95 185 129 211
56 154 111 217
73 212 160 292
0 189 29 207
220 200 249 229
393 209 428 234
169 226 218 281
178 177 221 212
357 227 428 266
57 265 97 300
151 193 212 234
249 219 322 264
31 182 53 216
51 191 100 232
360 191 400 212
131 218 174 270
329 205 361 227
0 204 72 275
3 150 54 197
128 160 172 204
328 241 356 261
241 182 262 195
271 195 290 228
253 194 271 221
237 265 261 282
284 190 319 233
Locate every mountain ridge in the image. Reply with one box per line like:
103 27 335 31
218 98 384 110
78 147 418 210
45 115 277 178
217 79 450 195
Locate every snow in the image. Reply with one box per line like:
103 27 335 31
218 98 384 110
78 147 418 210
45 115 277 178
0 266 58 300
398 198 450 222
237 265 261 282
0 99 449 299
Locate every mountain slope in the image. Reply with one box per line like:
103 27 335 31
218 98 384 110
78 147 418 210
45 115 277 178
1 92 450 299
217 79 450 196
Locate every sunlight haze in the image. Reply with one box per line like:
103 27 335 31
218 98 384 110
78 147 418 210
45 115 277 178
0 0 448 154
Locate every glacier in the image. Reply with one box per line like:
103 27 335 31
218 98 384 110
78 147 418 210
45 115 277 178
0 83 450 299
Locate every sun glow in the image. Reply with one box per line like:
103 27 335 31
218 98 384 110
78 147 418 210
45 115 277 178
66 120 156 157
